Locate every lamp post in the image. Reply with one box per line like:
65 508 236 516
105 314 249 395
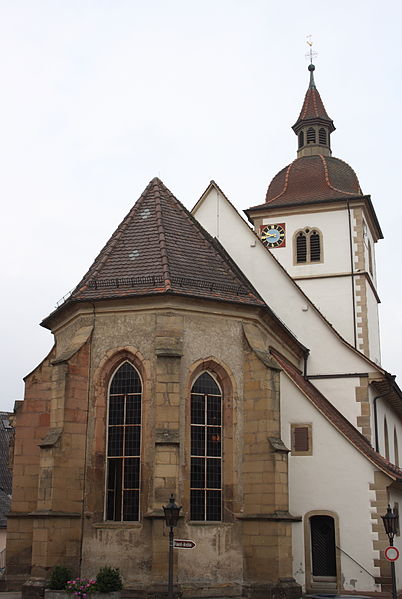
163 494 182 599
381 504 399 599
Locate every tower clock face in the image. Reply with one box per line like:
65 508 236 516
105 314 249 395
260 223 286 248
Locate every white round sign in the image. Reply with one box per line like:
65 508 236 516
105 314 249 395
385 546 400 562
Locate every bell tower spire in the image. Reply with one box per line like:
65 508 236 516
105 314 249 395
292 62 335 158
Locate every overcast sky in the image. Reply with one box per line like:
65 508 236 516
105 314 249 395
1 0 402 411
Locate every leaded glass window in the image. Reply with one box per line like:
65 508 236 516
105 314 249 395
190 372 222 521
106 361 142 521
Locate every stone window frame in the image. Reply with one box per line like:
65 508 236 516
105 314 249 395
185 358 235 524
293 227 323 265
304 510 341 592
90 346 149 525
291 423 313 456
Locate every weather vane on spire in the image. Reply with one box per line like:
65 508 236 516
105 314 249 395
305 35 318 64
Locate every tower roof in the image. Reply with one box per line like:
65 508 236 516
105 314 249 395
264 155 363 206
292 64 335 134
51 178 265 315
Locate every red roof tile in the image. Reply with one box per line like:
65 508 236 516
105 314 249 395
264 155 362 206
271 348 402 481
292 64 335 134
59 178 266 310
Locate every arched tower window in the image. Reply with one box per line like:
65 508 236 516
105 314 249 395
310 230 321 261
295 228 322 264
296 232 307 263
384 417 390 461
319 128 327 145
298 131 304 149
306 127 316 144
190 372 222 521
106 361 142 521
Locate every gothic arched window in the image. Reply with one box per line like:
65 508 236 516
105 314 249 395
394 427 399 467
106 361 142 521
384 417 390 461
299 131 304 149
190 372 223 521
295 228 322 264
319 128 327 145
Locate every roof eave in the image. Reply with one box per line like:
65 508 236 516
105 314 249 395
244 194 383 239
292 117 336 135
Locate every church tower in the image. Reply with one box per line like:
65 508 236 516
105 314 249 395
245 63 383 364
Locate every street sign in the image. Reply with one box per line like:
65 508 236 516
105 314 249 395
173 539 196 549
385 546 400 562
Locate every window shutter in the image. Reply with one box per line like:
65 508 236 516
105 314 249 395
294 426 309 452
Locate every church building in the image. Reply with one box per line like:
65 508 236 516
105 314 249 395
6 64 402 598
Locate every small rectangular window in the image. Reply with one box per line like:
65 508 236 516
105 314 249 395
291 424 312 455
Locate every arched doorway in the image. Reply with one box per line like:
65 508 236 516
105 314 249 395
306 513 338 591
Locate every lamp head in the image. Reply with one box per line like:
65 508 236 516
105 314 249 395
163 494 182 528
382 504 399 538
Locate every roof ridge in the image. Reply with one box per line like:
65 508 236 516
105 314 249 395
153 179 172 291
266 161 294 204
319 155 361 196
72 178 156 295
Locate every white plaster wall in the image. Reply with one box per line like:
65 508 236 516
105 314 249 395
371 389 402 465
365 280 381 365
280 374 381 592
261 209 352 277
193 188 370 378
312 377 361 429
362 220 378 288
298 276 355 346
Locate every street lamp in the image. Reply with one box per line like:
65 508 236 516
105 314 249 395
163 494 182 599
381 504 399 599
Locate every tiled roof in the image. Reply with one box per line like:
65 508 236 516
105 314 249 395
64 178 266 309
293 84 332 127
245 156 363 210
292 64 335 134
270 349 402 481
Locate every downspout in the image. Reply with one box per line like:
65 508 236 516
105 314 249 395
79 303 96 575
303 348 310 379
347 200 358 349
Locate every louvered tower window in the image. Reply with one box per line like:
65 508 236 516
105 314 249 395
298 131 304 149
310 231 321 261
295 228 322 264
106 361 142 521
296 232 307 263
306 127 316 144
319 128 327 145
190 372 222 521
